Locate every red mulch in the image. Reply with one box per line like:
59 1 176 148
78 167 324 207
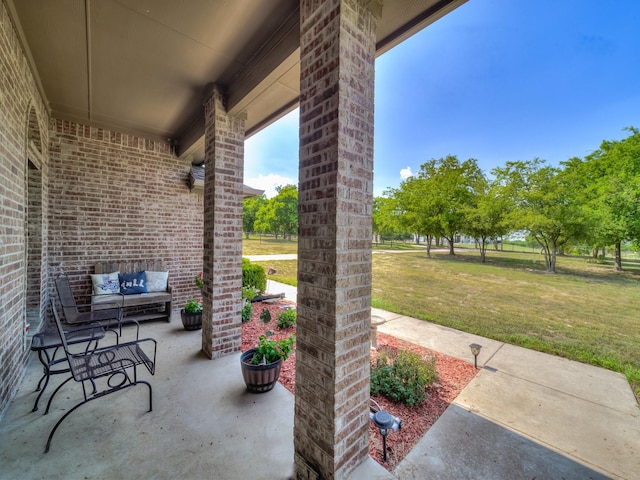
242 300 478 472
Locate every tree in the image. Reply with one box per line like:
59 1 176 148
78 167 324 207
577 128 640 271
242 195 267 239
493 159 588 273
255 184 298 239
414 156 485 256
462 177 511 262
373 193 406 245
394 177 442 257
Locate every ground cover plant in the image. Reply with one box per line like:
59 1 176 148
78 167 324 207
371 347 438 406
252 245 640 399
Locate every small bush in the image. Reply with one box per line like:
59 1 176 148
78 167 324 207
277 308 297 328
242 286 258 302
260 308 272 324
241 300 253 323
370 347 438 407
242 258 266 293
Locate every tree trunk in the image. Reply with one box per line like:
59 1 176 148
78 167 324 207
245 232 250 240
549 247 557 272
615 242 623 271
480 237 487 263
538 236 556 273
542 245 553 272
425 235 432 257
592 246 598 259
447 236 455 255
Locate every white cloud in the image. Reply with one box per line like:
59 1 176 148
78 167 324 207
400 166 413 179
244 173 296 199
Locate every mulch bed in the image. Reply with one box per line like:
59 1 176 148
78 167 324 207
241 300 477 471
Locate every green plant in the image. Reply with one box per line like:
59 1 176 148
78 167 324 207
370 347 438 407
251 331 296 365
260 308 272 324
242 285 258 302
277 308 296 328
184 298 202 314
242 258 266 292
241 300 253 323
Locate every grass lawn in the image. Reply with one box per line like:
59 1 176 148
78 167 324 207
247 242 640 399
243 236 297 256
243 236 422 256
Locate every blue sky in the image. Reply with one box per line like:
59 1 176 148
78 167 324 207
244 0 640 198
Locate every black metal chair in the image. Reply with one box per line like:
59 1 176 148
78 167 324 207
44 294 157 453
55 275 139 338
29 299 117 412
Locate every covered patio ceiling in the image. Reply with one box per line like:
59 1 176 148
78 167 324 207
7 0 466 164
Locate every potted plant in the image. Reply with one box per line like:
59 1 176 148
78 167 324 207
180 273 204 330
240 331 295 393
180 298 203 330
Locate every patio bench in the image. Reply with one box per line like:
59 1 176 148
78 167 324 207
91 261 172 323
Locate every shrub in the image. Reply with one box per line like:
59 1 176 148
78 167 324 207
260 308 272 324
242 286 258 302
277 308 296 328
242 258 266 293
370 347 438 407
241 300 253 323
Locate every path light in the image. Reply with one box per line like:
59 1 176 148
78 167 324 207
469 343 482 369
369 399 402 463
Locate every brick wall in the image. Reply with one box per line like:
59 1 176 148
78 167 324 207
48 119 204 313
0 0 49 419
295 0 377 478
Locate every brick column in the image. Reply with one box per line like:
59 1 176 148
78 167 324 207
295 1 378 478
201 86 245 359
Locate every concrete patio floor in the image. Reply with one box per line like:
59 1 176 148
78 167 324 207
0 321 299 479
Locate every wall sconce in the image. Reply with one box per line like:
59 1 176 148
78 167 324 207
469 343 482 369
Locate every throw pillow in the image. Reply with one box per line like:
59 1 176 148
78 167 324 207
145 271 169 292
118 271 148 295
90 271 120 295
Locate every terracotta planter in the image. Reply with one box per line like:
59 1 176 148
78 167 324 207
240 349 282 393
180 310 202 331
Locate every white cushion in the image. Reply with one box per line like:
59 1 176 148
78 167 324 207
90 271 120 295
145 271 169 292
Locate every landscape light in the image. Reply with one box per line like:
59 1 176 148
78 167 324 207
469 343 482 369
